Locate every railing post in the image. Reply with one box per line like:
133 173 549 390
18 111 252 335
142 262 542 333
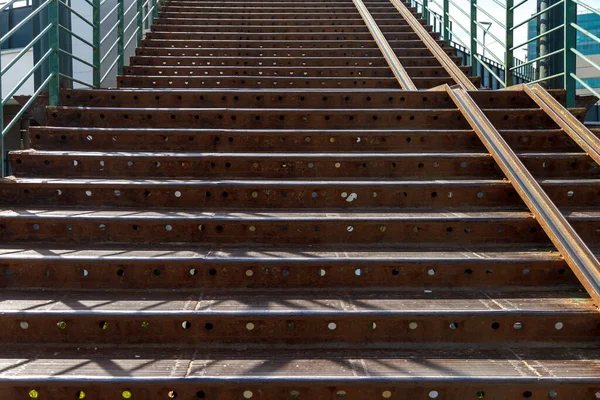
152 0 158 20
137 0 144 46
117 0 124 76
48 0 60 106
564 0 577 107
0 53 4 177
470 0 477 76
442 0 449 46
505 0 514 87
92 0 101 88
423 0 428 24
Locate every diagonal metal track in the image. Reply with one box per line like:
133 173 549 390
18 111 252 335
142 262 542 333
523 83 600 166
351 0 416 89
387 0 477 90
375 0 600 306
445 85 600 305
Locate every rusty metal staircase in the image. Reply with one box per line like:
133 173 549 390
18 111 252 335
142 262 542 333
1 0 600 399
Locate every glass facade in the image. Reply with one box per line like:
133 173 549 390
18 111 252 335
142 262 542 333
576 12 600 55
527 19 537 63
527 12 600 60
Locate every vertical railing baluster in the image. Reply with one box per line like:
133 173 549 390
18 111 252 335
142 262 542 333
442 0 449 46
0 52 4 177
470 0 477 76
48 0 60 106
423 0 428 24
505 0 514 87
117 0 124 76
564 0 576 107
137 0 143 46
93 0 101 88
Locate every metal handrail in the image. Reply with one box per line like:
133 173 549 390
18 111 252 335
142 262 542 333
1 0 166 176
393 0 476 89
420 0 599 105
399 1 600 307
509 0 565 31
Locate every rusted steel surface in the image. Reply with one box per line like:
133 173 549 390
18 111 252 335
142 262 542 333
0 246 578 289
0 208 555 244
9 150 600 179
2 345 600 399
0 289 596 344
57 88 567 108
144 31 435 40
1 0 600 397
4 178 600 209
44 106 582 128
28 126 584 153
148 23 435 33
134 46 455 58
122 65 471 78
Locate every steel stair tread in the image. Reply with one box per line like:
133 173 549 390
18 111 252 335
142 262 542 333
1 344 600 381
0 209 538 220
27 126 563 134
47 106 466 111
7 177 591 184
0 177 511 185
0 244 565 261
9 150 586 157
0 288 593 314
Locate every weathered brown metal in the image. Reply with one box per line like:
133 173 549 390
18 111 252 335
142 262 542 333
0 246 577 290
1 0 600 396
3 177 600 209
28 126 582 153
148 23 435 33
10 150 599 179
134 46 455 58
0 288 596 344
2 345 600 400
45 106 577 128
0 208 554 244
57 88 567 108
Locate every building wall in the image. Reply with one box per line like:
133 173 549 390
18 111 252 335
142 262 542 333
70 0 139 88
576 53 600 96
0 48 34 99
